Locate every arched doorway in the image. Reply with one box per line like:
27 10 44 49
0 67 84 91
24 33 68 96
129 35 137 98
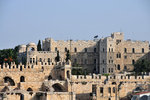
3 77 15 86
52 83 66 92
20 76 25 82
20 94 24 100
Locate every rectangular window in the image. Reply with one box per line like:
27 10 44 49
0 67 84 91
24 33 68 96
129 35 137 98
132 48 135 53
142 48 144 53
100 87 103 93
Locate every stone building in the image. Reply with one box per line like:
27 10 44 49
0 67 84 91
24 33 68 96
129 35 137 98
18 32 149 74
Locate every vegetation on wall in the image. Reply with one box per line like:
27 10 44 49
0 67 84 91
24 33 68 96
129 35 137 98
133 59 150 74
0 46 19 65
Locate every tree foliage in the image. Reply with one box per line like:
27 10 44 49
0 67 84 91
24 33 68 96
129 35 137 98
134 59 150 74
37 40 42 51
55 50 60 62
0 46 19 65
65 50 71 62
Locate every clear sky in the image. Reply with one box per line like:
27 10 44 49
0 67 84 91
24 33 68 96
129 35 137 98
0 0 150 49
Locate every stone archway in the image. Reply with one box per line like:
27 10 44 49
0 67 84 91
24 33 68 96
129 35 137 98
3 76 15 86
52 83 66 92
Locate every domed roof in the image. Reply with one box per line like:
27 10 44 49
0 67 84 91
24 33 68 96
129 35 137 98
20 45 26 48
28 42 36 46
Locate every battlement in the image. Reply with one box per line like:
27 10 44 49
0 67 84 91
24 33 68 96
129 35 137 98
71 73 150 82
0 61 71 72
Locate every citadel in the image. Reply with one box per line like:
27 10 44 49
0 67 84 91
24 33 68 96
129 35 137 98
0 32 150 100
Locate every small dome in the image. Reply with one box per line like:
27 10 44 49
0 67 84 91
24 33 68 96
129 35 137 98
20 45 26 48
28 42 36 46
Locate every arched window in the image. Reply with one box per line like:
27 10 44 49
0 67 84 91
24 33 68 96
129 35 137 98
65 47 67 52
27 88 33 95
20 66 22 71
142 48 144 53
132 60 135 65
85 48 87 52
20 76 25 82
74 48 77 52
117 65 120 70
132 48 135 53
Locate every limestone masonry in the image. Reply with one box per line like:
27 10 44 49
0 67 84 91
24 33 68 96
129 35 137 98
0 32 150 100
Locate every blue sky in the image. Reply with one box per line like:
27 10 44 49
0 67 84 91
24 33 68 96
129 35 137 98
0 0 150 49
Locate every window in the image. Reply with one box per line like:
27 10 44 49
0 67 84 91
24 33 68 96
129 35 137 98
124 48 127 53
100 87 103 93
124 66 127 70
109 48 110 52
94 59 96 64
117 53 121 58
103 60 104 64
109 68 110 73
94 48 97 52
117 65 120 70
33 58 35 63
39 58 42 62
142 48 144 53
132 60 135 65
30 58 32 63
132 48 135 53
20 76 25 82
65 47 67 52
74 48 77 52
111 48 113 52
55 47 57 52
103 68 104 73
113 87 115 93
103 48 105 52
111 68 113 73
48 58 50 62
85 48 87 52
124 56 127 59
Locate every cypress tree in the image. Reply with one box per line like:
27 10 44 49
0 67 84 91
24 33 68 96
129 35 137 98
66 50 71 62
37 40 42 51
55 50 60 62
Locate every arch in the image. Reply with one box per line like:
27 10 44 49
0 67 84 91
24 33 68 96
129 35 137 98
27 87 33 95
20 76 25 82
52 83 66 92
27 87 33 92
74 47 77 52
117 65 120 70
3 77 15 86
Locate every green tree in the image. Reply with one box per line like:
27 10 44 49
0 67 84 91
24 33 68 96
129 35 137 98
55 50 60 62
134 59 150 74
65 50 71 62
37 40 42 51
0 46 19 65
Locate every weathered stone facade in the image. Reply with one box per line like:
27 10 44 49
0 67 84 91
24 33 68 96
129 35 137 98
0 32 150 100
18 32 149 74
